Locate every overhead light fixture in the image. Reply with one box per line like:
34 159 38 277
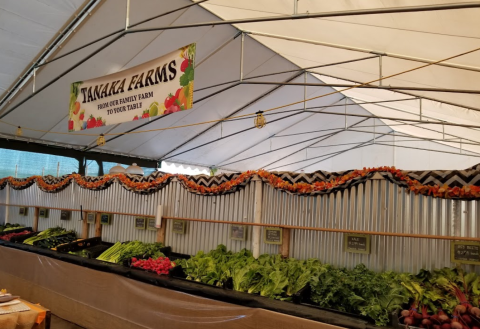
97 134 106 146
109 164 126 174
254 111 266 129
126 163 144 176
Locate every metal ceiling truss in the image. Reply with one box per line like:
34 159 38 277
128 3 480 34
246 31 480 74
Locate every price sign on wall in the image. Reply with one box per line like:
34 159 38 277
39 208 49 218
230 225 246 241
60 210 70 220
264 227 282 245
344 234 371 254
172 220 186 234
451 241 480 265
147 218 157 231
87 213 95 224
100 213 111 225
135 217 146 230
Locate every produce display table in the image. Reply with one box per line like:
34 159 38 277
0 299 50 329
0 246 345 329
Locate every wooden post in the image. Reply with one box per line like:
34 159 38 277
82 211 89 239
280 228 291 258
95 212 102 238
156 217 166 244
33 207 39 232
252 175 263 258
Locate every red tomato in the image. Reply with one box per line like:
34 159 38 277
68 120 74 131
86 115 96 129
164 94 175 108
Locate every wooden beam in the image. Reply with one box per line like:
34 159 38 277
33 207 39 232
1 202 479 242
279 228 290 258
156 218 166 244
95 212 102 238
82 211 89 239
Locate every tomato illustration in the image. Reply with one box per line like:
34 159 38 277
95 117 103 127
133 115 139 121
164 94 175 108
68 120 74 131
79 110 85 120
86 115 96 129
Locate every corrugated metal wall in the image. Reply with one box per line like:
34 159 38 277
0 188 6 224
1 178 478 274
262 179 479 273
166 180 255 255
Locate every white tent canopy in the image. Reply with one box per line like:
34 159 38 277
1 0 479 172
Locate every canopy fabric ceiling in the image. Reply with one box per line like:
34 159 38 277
0 0 84 95
0 0 479 172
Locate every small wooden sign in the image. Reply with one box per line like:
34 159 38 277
135 217 146 230
147 218 157 231
451 241 480 265
100 213 111 225
87 213 95 224
60 210 70 220
39 208 49 218
264 227 282 245
230 225 246 241
344 234 371 254
19 207 27 216
172 220 186 234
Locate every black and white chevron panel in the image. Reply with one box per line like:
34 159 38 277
178 173 253 196
37 175 73 193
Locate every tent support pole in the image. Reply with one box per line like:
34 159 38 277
0 33 125 119
258 118 370 169
310 71 480 113
159 71 305 161
217 97 346 166
128 3 480 34
349 95 480 146
393 132 395 166
420 98 423 120
293 140 374 171
125 0 130 30
240 81 480 94
304 71 307 111
252 175 263 259
196 55 378 92
247 31 480 74
303 110 480 130
379 55 383 86
32 68 36 93
240 33 244 81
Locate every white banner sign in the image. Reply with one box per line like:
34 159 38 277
68 43 196 131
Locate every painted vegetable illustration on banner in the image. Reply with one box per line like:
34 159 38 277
69 43 196 131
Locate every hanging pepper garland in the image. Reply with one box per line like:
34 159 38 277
0 167 480 199
177 171 256 195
